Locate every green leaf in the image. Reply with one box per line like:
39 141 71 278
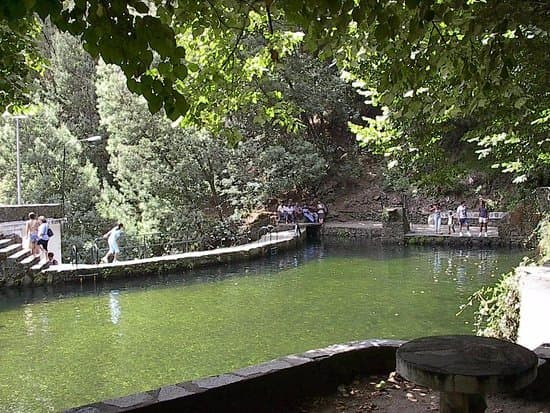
375 24 389 43
126 78 141 94
132 1 149 14
163 97 178 120
147 93 163 114
157 62 171 75
173 64 188 79
405 0 421 9
175 46 186 59
174 92 189 116
187 63 200 73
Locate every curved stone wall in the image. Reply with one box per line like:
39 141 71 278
66 339 403 413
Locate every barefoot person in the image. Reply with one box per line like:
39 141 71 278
24 212 40 256
100 223 124 263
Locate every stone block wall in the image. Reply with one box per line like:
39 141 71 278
381 207 409 244
322 225 384 240
0 204 62 223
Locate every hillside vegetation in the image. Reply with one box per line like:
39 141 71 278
0 2 548 255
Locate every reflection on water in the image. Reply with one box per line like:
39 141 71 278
0 242 526 413
422 248 515 293
23 305 34 336
109 290 121 325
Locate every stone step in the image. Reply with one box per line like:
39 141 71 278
20 254 41 267
7 248 32 263
0 238 15 248
31 259 50 272
0 243 22 259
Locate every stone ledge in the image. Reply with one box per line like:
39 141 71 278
66 339 404 413
64 336 550 413
25 231 304 288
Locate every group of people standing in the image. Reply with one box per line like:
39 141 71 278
276 200 328 225
24 212 55 261
430 200 490 237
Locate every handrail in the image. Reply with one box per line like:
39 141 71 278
71 230 255 265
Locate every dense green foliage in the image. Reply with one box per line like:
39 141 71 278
0 20 348 255
0 18 43 111
1 1 548 185
0 1 548 257
465 270 521 341
94 61 328 237
343 1 549 185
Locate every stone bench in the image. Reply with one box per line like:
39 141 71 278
396 335 538 413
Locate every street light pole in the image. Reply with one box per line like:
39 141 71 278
2 113 28 205
61 135 102 217
61 144 66 216
15 116 21 204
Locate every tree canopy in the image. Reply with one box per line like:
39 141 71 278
1 0 548 182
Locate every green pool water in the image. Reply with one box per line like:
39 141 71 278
0 242 526 412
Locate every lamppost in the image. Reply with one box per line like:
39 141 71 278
61 135 102 216
2 112 28 205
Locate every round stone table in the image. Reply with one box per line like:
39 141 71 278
396 335 538 413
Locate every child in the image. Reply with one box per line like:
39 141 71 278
447 211 455 234
47 252 58 265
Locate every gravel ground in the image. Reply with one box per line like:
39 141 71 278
292 372 550 413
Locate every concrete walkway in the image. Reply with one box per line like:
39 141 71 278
517 265 550 350
408 223 499 238
42 229 299 277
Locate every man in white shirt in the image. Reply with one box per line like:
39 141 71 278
456 202 471 236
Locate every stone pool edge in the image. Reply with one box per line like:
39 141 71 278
65 339 403 413
65 339 550 413
36 230 304 286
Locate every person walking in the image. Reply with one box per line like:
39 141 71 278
478 200 489 237
37 216 51 258
100 223 124 263
456 201 471 236
24 212 40 256
317 201 327 224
